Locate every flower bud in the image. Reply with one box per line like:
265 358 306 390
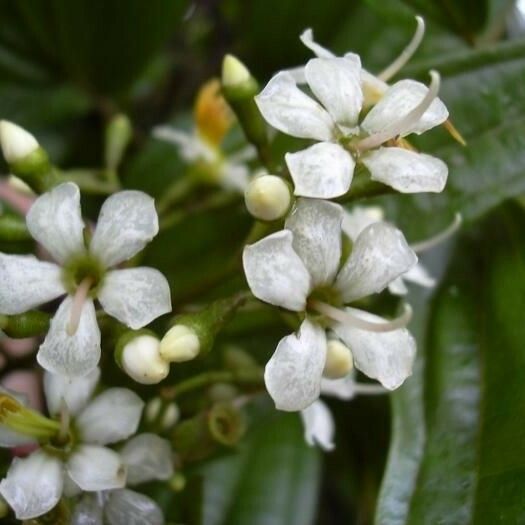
145 397 162 423
245 174 291 221
117 333 170 385
222 54 251 88
105 113 132 171
161 402 180 430
159 324 200 363
0 120 39 164
323 340 353 379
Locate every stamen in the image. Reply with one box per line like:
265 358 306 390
443 119 467 146
353 383 388 395
310 300 412 333
378 16 426 82
67 277 93 336
410 213 462 252
357 70 441 152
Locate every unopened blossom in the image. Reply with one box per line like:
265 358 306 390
0 368 145 520
72 432 173 525
154 79 255 192
255 25 449 200
243 198 417 411
0 182 171 377
343 206 435 295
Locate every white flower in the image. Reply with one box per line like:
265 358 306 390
255 28 448 199
0 369 145 520
343 206 435 295
243 198 417 411
153 79 255 192
72 433 173 525
0 182 172 377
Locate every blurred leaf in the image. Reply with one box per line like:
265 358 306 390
196 402 321 525
376 203 525 523
379 38 525 240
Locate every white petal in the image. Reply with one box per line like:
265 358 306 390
153 126 210 162
388 277 409 296
264 318 326 411
76 388 144 445
0 450 63 520
43 367 100 417
305 56 363 126
90 191 159 267
105 489 164 525
335 222 417 303
71 494 104 525
320 375 357 400
120 433 173 485
0 254 64 314
342 206 385 241
67 445 126 491
403 262 436 288
362 147 448 193
37 297 101 377
300 400 335 451
0 426 35 447
285 198 342 287
333 307 416 389
26 182 86 263
255 71 336 141
220 162 250 192
285 142 354 199
242 230 311 311
98 268 171 329
361 79 448 137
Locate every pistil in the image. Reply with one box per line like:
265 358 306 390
67 277 93 336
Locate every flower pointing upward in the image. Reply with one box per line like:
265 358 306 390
0 182 171 377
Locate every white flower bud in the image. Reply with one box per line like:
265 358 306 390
323 340 353 379
245 174 291 221
222 54 251 87
121 334 170 385
161 403 180 430
145 397 162 423
0 121 39 164
159 324 200 363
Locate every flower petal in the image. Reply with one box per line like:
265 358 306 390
304 56 363 127
71 494 104 525
37 297 101 377
264 318 326 411
333 307 416 389
105 489 164 525
26 182 86 263
388 277 408 296
361 79 448 137
43 367 100 417
0 450 63 520
285 142 354 199
0 254 64 314
342 206 384 241
120 433 173 485
0 426 35 447
335 222 417 303
242 230 311 311
285 198 342 287
67 445 126 491
362 147 448 193
98 268 171 330
90 191 159 267
255 71 335 141
403 262 436 288
320 375 357 400
300 400 335 451
76 388 144 445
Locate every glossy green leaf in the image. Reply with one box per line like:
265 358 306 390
197 403 321 525
376 203 525 524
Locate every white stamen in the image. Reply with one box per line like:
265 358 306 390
353 383 388 395
310 300 412 333
67 277 92 336
410 213 462 252
357 70 441 152
378 16 425 82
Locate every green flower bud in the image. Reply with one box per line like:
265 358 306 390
105 113 132 171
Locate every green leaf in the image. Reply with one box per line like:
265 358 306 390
197 402 321 525
376 202 525 523
379 38 525 240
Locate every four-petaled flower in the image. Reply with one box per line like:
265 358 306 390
0 182 172 377
243 198 417 411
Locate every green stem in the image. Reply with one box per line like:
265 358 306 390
157 177 197 215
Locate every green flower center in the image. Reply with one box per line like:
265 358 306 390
62 254 106 296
